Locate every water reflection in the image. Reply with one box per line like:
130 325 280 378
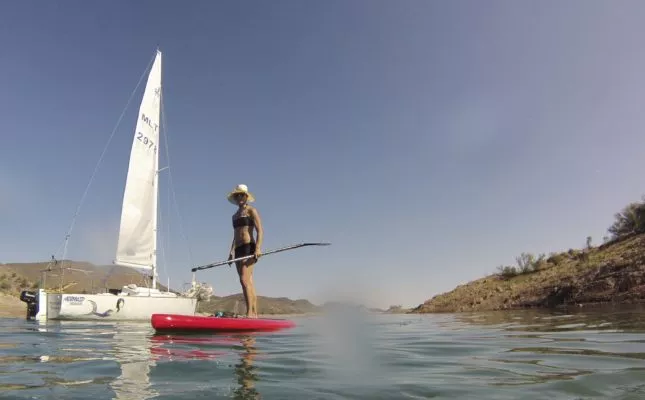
232 336 260 400
110 323 158 399
451 304 645 333
1 320 159 397
435 305 645 389
4 313 645 398
151 333 265 399
23 319 265 398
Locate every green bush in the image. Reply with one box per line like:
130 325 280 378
497 252 547 278
515 252 545 273
608 196 645 239
547 253 567 265
497 265 519 278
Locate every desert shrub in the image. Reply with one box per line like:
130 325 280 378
515 252 545 273
497 265 519 278
534 253 547 270
516 253 534 273
608 196 645 239
497 252 547 278
547 253 567 265
0 281 10 290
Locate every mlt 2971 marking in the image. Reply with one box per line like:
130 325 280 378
137 112 158 152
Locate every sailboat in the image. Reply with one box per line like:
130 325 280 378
24 49 211 320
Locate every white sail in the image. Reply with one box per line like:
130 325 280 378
115 50 162 271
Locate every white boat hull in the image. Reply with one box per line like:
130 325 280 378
35 289 197 321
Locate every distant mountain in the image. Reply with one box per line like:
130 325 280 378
320 301 386 313
0 260 322 316
197 294 321 315
0 260 172 296
383 305 411 313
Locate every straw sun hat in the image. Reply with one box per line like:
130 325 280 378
226 184 255 205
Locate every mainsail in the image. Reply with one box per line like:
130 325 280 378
115 50 162 272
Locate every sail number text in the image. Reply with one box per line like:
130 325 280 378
136 131 156 151
138 113 158 152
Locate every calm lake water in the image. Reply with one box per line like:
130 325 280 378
1 306 644 399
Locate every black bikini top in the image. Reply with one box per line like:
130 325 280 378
233 215 254 228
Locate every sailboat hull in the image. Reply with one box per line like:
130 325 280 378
36 290 197 321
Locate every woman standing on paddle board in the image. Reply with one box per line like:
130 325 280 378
227 184 263 318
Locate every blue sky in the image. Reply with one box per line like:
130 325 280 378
2 1 645 309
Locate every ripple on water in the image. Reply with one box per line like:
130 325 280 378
0 306 645 399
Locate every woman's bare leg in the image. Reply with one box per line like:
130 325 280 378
237 261 257 318
246 261 257 318
236 262 250 316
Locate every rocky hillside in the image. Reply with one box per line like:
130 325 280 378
413 233 645 313
413 196 645 314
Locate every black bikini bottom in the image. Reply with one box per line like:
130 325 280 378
235 242 256 259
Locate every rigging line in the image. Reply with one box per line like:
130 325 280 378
155 116 172 285
160 138 172 285
156 165 170 285
161 157 172 285
50 236 68 261
160 86 195 268
57 50 158 255
158 211 168 286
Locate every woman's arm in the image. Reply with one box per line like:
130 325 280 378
229 236 236 255
250 207 263 256
227 226 236 266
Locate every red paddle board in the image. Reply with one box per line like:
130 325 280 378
151 313 296 332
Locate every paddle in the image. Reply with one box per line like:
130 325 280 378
190 242 331 272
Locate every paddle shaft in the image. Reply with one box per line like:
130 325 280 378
191 242 330 272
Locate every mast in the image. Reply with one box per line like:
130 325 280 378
151 49 162 290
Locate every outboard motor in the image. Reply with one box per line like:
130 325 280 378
19 290 39 320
